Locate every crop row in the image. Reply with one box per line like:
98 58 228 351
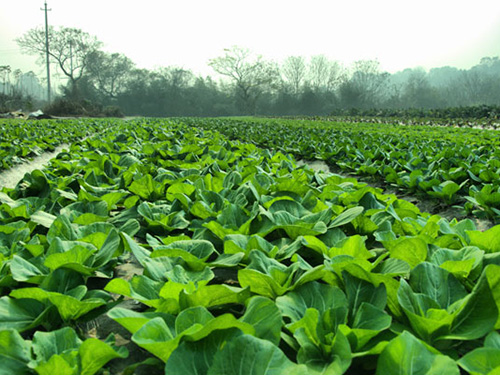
1 118 500 374
0 119 108 171
179 117 500 221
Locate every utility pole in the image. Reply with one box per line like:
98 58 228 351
41 1 51 103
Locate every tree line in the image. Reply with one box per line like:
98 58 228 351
7 26 500 117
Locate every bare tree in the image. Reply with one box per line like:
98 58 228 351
17 26 103 98
339 60 389 108
306 55 344 93
13 69 22 95
86 51 135 99
308 55 330 92
157 67 195 90
325 60 345 92
24 71 40 98
209 46 278 114
0 66 11 95
282 56 306 94
403 68 440 108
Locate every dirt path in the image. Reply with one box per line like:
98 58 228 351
0 144 68 189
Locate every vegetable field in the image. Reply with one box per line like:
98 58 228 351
1 117 500 374
182 117 500 221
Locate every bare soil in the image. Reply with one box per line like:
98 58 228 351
81 253 161 375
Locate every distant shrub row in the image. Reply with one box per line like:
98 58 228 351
329 105 500 120
44 98 123 118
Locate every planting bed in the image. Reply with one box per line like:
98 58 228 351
0 117 499 374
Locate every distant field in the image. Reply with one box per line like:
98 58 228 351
0 117 499 374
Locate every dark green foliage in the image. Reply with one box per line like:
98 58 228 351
1 118 500 374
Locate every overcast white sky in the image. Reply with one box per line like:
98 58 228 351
1 0 500 79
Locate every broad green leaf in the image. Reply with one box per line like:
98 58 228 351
438 218 475 245
175 306 213 334
93 228 121 268
240 296 282 345
384 236 428 268
343 270 386 311
409 262 467 309
336 262 403 319
44 246 96 275
210 252 246 267
288 307 322 344
267 199 310 217
328 235 373 260
237 251 291 298
31 327 127 375
79 338 128 375
165 329 242 375
467 226 500 253
128 174 162 199
155 239 216 261
47 215 77 243
167 182 196 201
10 287 107 322
353 301 391 332
443 266 498 340
101 191 128 211
340 302 392 351
430 246 484 280
34 354 77 375
294 325 352 375
0 329 31 375
40 268 84 294
486 331 500 349
118 218 140 237
49 293 107 321
276 282 347 322
190 200 217 219
10 255 47 284
428 181 460 202
32 327 81 362
107 307 174 335
376 331 459 375
30 211 57 228
458 347 500 375
73 213 108 225
179 284 251 309
329 206 364 228
0 296 47 332
486 264 500 329
121 232 150 266
164 264 214 285
138 202 190 232
224 234 276 258
397 279 453 343
301 235 329 255
132 309 254 363
238 269 287 299
130 317 176 361
207 334 308 375
104 276 162 308
375 258 411 276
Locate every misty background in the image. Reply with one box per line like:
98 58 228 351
1 26 500 117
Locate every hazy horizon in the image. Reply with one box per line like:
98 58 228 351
1 0 500 79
